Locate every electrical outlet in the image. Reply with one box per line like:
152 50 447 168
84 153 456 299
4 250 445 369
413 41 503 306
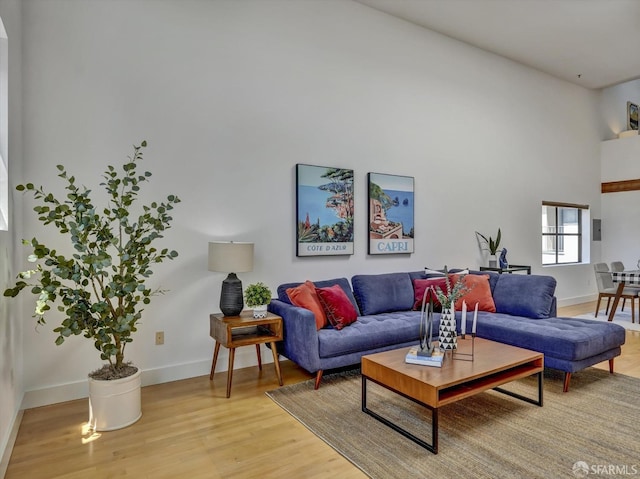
155 331 164 345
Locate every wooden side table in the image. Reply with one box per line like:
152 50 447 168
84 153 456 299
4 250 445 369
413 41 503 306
209 311 283 398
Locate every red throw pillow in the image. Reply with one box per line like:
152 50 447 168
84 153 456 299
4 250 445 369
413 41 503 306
454 274 496 312
286 280 327 330
316 285 358 330
412 277 452 311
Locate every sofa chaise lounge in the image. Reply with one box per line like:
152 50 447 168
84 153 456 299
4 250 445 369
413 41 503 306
268 271 626 392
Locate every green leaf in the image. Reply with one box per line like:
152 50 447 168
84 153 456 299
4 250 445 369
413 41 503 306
4 287 18 297
3 141 179 368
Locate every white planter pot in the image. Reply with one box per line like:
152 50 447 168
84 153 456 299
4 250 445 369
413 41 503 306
253 304 268 318
88 369 142 432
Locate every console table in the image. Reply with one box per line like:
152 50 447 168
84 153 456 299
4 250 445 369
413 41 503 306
479 264 531 275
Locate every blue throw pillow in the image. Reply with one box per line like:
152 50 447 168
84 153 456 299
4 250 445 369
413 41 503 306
351 273 414 315
492 274 557 319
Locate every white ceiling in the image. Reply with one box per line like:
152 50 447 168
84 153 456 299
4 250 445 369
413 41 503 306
356 0 640 90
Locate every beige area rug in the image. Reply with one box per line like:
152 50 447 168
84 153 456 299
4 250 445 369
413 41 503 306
267 368 640 479
572 311 640 332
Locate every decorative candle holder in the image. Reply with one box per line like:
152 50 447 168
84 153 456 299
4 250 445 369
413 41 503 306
453 300 478 361
453 333 476 361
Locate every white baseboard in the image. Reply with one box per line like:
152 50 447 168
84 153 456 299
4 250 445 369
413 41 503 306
21 380 89 409
140 359 210 388
0 409 23 479
557 294 598 308
21 346 272 410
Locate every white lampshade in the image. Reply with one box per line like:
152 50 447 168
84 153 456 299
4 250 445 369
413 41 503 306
208 241 254 273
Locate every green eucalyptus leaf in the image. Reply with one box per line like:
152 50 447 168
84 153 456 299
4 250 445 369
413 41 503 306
4 141 179 369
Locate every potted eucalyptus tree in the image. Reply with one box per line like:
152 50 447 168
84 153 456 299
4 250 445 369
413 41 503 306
4 141 180 431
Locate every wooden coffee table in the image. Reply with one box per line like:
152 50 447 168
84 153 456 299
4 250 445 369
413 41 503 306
361 338 543 454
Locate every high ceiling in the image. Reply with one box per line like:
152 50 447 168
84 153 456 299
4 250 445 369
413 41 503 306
356 0 640 90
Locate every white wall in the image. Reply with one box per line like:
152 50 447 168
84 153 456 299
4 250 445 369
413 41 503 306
601 79 640 139
600 135 640 266
17 0 603 407
0 0 22 470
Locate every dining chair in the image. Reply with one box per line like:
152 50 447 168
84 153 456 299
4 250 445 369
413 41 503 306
594 263 637 322
610 261 624 272
610 261 640 292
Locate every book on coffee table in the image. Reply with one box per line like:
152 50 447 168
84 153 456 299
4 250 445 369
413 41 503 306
405 347 444 367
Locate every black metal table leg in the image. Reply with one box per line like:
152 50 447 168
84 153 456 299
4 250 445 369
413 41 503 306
493 371 543 406
362 370 542 455
361 376 439 454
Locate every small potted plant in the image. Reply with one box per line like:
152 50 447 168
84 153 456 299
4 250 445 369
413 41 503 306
475 229 501 267
244 282 272 318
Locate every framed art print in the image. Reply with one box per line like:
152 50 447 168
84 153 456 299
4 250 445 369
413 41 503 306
296 164 354 257
628 101 638 130
368 172 414 255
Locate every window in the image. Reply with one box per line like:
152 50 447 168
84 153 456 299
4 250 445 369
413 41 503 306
542 201 589 265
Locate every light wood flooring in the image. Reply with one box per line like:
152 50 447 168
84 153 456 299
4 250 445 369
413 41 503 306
4 301 639 478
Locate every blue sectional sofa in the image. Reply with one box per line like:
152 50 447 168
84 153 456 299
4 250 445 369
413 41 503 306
269 271 626 392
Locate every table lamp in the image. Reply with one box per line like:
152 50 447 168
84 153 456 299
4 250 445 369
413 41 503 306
208 241 254 316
